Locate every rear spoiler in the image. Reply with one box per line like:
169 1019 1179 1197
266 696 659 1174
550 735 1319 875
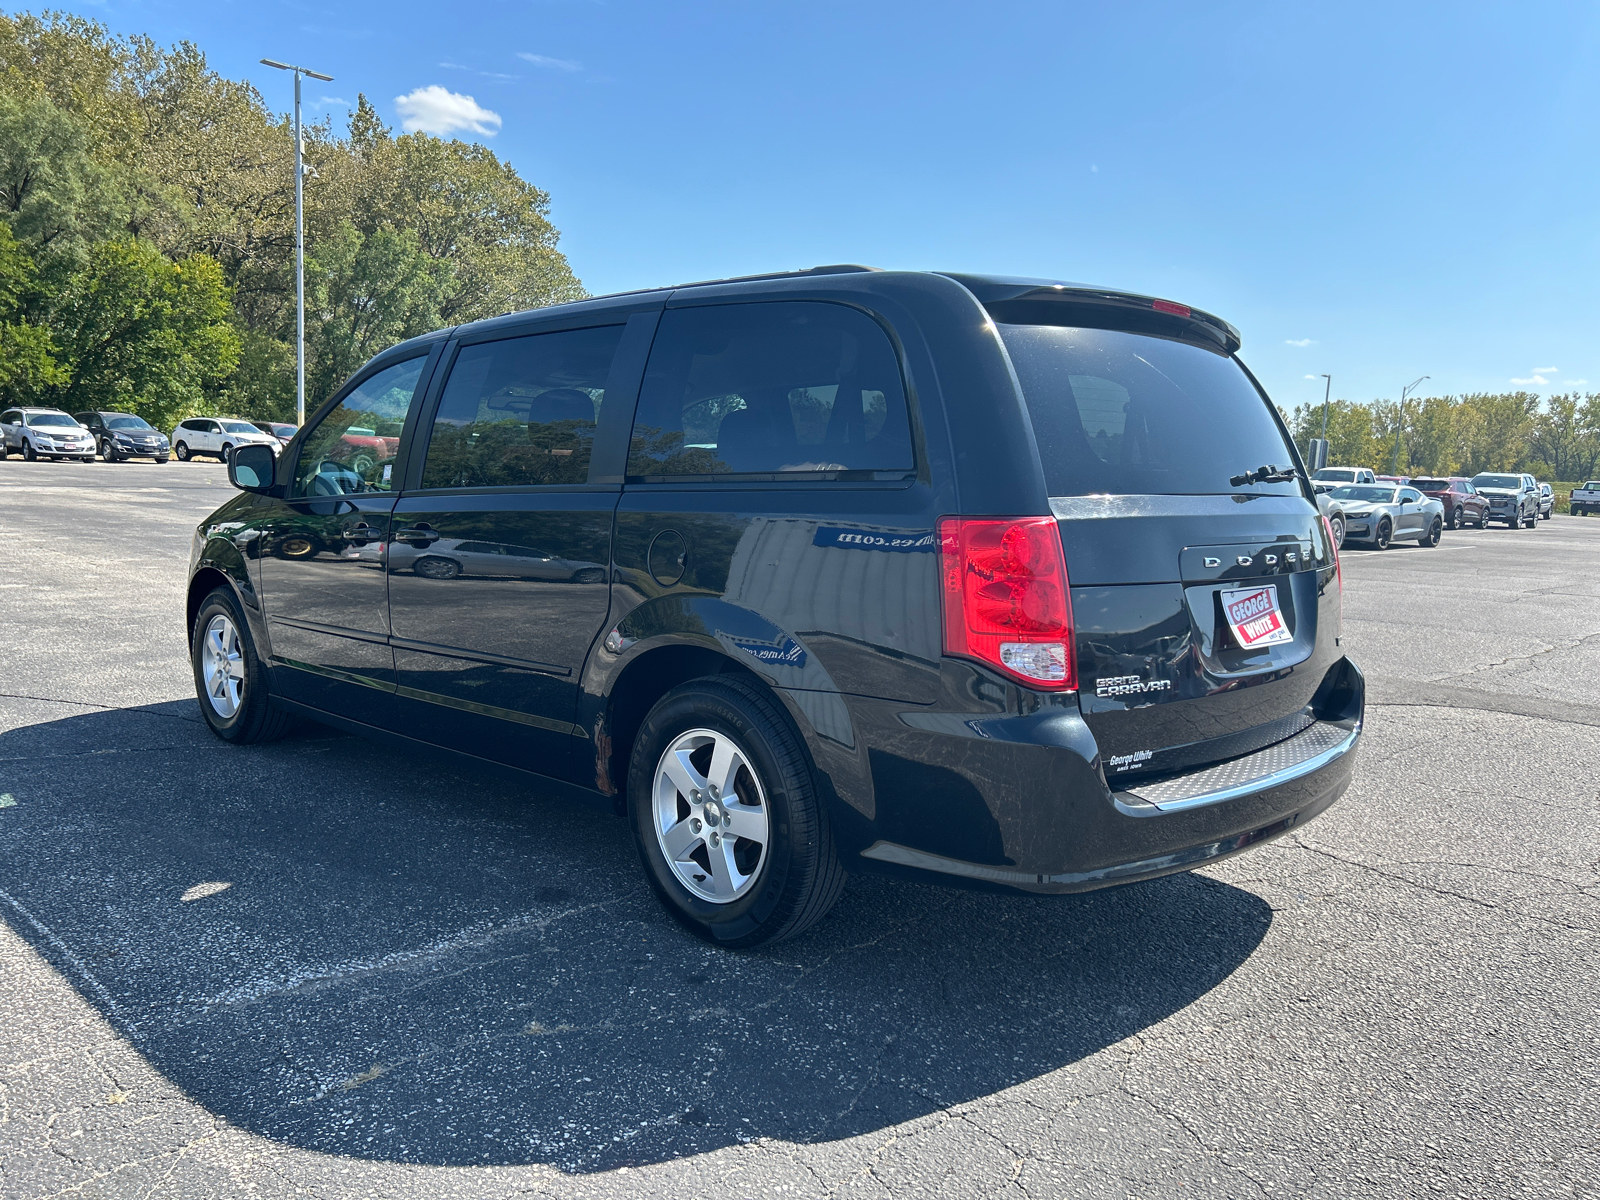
939 274 1242 356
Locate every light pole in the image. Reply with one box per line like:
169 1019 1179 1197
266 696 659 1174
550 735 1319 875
260 58 334 428
1318 374 1332 440
1394 375 1429 475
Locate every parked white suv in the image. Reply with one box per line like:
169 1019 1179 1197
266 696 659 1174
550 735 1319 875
170 418 280 462
0 407 96 461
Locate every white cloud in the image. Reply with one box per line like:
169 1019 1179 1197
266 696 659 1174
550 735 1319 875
1510 375 1550 386
1303 374 1318 380
1285 338 1316 347
311 95 351 111
1532 365 1559 374
1569 379 1588 387
518 52 581 71
393 86 502 137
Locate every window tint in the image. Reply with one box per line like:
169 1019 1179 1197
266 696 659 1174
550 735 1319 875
998 325 1298 497
1399 488 1423 502
291 357 426 498
627 302 913 478
420 325 623 490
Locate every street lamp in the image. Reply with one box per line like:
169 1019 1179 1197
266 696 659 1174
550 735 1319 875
260 58 334 428
1394 375 1430 475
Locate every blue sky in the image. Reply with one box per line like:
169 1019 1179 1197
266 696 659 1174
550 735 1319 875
51 0 1600 412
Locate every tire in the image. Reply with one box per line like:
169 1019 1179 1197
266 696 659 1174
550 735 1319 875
628 675 845 948
1523 510 1537 529
1421 517 1442 547
276 535 320 560
1328 514 1345 549
1373 518 1392 550
190 587 299 744
220 442 233 462
155 456 169 464
175 441 190 461
100 438 119 462
1449 506 1463 530
574 567 606 585
22 439 36 462
414 556 462 580
79 455 93 463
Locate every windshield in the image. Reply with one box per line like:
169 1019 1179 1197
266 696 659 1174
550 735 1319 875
1472 474 1521 489
996 325 1298 496
105 415 154 431
1330 485 1398 503
268 424 297 436
1313 468 1358 481
1409 478 1450 491
219 420 259 434
26 413 77 427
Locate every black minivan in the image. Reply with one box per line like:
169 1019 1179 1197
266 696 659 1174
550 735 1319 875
189 267 1362 947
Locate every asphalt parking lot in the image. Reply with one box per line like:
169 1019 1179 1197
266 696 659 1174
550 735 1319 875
2 459 1597 1200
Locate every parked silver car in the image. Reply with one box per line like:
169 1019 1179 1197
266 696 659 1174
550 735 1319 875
1537 482 1554 520
1326 484 1444 549
1470 472 1540 529
388 536 608 583
0 407 96 461
1316 491 1347 548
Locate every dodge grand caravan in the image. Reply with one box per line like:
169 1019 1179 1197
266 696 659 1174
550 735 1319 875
188 267 1364 947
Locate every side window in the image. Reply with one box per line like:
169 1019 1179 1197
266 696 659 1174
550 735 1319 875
627 302 914 478
291 357 426 498
419 325 623 490
1400 488 1422 503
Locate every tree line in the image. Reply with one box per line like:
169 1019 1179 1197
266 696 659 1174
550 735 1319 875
0 11 584 428
1286 391 1600 482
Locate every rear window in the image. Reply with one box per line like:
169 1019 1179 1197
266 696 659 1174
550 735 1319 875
1410 478 1450 490
996 325 1298 497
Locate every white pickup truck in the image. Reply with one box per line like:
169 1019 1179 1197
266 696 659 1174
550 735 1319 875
1570 481 1600 516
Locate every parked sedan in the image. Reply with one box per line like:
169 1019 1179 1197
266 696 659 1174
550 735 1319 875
1410 476 1489 529
388 536 608 583
1316 491 1347 549
171 418 280 462
250 421 299 447
1326 484 1444 549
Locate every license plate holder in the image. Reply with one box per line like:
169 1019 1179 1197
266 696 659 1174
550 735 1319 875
1219 583 1293 649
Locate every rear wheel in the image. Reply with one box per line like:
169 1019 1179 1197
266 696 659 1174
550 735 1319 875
191 588 299 744
1421 517 1442 547
414 555 462 580
1373 518 1392 550
1449 506 1462 530
628 676 844 948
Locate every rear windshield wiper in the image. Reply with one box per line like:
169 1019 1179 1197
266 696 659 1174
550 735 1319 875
1229 464 1301 487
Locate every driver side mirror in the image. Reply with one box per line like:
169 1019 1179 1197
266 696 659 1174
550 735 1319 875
230 442 277 493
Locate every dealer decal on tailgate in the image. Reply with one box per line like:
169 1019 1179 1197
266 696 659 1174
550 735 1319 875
1220 583 1294 648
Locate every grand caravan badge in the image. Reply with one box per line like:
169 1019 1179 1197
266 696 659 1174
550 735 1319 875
1219 583 1294 649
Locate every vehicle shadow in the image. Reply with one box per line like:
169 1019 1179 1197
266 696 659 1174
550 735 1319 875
0 700 1272 1172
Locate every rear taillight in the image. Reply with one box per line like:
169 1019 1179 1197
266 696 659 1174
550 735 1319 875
1322 514 1343 637
938 516 1076 690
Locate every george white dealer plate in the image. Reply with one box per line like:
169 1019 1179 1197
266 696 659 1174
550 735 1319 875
1220 583 1294 649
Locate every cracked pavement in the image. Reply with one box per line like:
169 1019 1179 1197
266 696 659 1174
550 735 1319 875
1 462 1597 1198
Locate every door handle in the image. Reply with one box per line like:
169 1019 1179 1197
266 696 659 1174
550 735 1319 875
395 525 440 544
347 521 376 546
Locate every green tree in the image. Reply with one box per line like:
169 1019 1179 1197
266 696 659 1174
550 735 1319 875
46 238 239 426
0 90 114 259
304 221 450 402
0 217 62 400
1528 393 1600 481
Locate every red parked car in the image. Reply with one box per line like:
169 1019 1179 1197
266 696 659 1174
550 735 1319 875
1410 476 1489 529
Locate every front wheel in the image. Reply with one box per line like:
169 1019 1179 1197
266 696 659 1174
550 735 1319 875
1328 514 1345 549
628 676 844 948
174 441 190 461
1373 518 1392 550
413 555 462 580
1421 517 1442 547
100 439 119 462
1523 511 1537 529
22 440 36 462
220 442 233 462
190 588 299 744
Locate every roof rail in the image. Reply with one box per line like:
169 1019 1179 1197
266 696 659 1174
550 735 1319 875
582 264 882 305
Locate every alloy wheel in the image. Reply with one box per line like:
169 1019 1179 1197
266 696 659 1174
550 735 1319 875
201 613 245 719
175 441 190 460
651 727 771 904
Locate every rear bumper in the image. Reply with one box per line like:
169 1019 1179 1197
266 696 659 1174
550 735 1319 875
850 657 1364 895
